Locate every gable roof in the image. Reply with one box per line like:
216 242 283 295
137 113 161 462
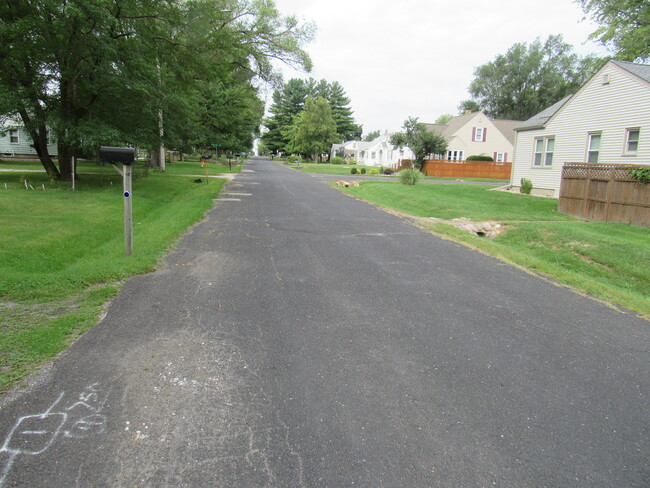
426 111 522 143
515 95 573 131
515 59 650 132
611 59 650 83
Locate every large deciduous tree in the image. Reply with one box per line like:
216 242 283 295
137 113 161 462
390 117 447 170
0 0 313 178
291 96 338 161
577 0 649 62
466 35 604 120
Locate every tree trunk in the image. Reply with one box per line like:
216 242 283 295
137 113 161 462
148 148 164 170
57 141 76 180
17 109 60 179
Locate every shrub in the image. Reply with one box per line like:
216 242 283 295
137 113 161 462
520 177 533 194
347 158 357 165
330 156 344 165
467 155 494 161
351 167 358 174
368 168 379 175
399 168 421 185
360 168 366 174
383 168 394 175
629 167 650 184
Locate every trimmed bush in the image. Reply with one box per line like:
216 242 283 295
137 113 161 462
368 168 379 175
520 177 533 194
330 156 344 165
399 168 421 185
383 168 394 175
467 155 494 161
360 168 367 174
351 167 358 174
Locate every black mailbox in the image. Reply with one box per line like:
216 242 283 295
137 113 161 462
100 146 136 165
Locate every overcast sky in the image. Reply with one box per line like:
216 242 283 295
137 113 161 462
269 0 611 134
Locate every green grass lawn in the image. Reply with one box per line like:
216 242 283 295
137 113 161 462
0 171 226 391
1 158 243 177
342 181 650 317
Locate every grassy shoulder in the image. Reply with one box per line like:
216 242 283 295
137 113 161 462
0 171 226 392
341 181 650 317
0 158 243 177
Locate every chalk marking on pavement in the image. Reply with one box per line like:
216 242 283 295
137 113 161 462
0 383 109 487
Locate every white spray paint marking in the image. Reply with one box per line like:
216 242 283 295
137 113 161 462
0 383 109 487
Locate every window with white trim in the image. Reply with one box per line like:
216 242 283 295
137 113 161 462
9 129 19 144
533 137 554 166
587 133 601 163
624 128 639 155
474 127 484 142
446 150 464 161
495 152 505 162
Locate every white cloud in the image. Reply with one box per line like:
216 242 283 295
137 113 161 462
271 0 610 133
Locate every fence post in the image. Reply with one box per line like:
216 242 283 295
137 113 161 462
604 167 615 221
582 166 592 220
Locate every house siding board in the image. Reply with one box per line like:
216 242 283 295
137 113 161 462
0 125 58 156
512 61 650 195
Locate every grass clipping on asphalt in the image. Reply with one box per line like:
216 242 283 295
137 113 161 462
0 170 226 392
340 180 650 318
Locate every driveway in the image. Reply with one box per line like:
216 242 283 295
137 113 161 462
1 157 648 487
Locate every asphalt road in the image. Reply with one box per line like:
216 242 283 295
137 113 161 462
1 158 648 487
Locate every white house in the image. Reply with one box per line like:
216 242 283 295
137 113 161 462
0 119 58 157
511 59 650 197
426 112 521 162
331 132 415 167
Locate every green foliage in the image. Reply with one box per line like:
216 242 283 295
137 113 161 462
628 167 650 184
330 156 344 164
347 157 357 165
351 167 358 174
399 168 421 185
383 168 394 175
467 35 605 120
262 78 360 154
391 117 448 170
0 0 314 176
360 168 367 174
363 130 381 141
520 178 533 194
368 168 379 175
467 155 495 161
434 114 454 124
292 96 339 159
577 0 649 61
458 100 481 114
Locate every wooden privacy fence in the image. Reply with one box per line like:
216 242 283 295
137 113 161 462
558 163 650 227
394 159 512 179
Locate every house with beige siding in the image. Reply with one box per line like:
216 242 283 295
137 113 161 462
426 112 521 162
0 119 58 157
511 59 650 197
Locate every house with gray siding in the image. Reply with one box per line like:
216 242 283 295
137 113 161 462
511 60 650 197
0 119 58 157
